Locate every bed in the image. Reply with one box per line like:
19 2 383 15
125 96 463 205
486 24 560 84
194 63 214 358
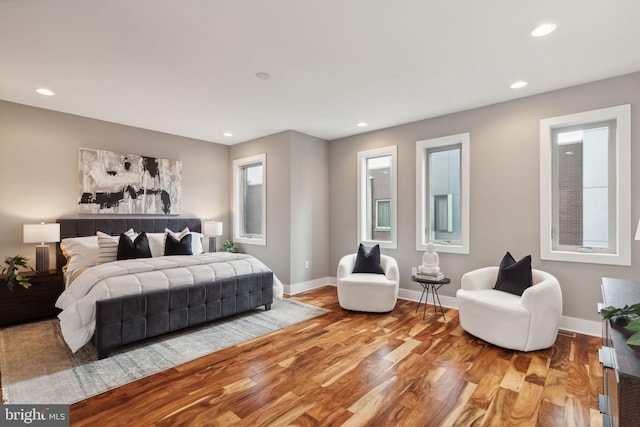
55 217 276 359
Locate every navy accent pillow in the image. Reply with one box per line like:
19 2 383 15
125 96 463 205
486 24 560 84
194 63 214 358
117 232 152 260
352 244 385 274
493 252 533 296
164 232 193 256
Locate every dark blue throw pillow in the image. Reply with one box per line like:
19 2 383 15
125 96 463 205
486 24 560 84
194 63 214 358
164 232 193 256
117 232 152 260
352 243 385 274
493 251 533 296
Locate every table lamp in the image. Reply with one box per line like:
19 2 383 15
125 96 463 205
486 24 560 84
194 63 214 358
202 221 223 252
23 222 60 272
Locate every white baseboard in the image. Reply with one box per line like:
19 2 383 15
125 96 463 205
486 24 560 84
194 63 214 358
285 277 335 296
317 278 601 337
558 316 601 337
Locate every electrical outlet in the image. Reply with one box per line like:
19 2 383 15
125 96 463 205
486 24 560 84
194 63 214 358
304 260 309 269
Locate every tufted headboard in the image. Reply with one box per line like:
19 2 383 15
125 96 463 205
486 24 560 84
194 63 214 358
55 217 202 270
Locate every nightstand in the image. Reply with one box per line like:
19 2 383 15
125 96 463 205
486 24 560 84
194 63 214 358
0 269 64 326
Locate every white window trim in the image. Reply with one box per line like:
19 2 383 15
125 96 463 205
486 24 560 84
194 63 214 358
375 199 391 231
415 133 470 254
540 104 631 266
357 146 397 249
232 153 267 246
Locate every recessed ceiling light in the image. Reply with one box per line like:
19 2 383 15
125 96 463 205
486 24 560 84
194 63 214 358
531 23 557 37
35 88 54 96
357 122 368 127
510 81 528 89
255 72 271 80
223 132 233 137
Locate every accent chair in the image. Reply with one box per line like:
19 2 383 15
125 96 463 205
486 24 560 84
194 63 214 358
456 266 562 351
336 253 399 312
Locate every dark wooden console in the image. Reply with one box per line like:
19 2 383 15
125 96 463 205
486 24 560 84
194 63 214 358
600 277 640 427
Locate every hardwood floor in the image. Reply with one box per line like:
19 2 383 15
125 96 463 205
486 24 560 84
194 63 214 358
13 286 605 426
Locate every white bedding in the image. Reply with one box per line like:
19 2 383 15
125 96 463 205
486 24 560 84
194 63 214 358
55 252 284 353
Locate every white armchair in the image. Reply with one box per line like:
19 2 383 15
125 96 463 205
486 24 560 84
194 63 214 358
337 253 399 312
456 267 562 351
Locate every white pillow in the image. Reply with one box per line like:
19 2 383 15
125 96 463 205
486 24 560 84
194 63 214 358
60 235 99 276
165 227 204 255
96 229 135 264
191 232 204 255
146 232 166 257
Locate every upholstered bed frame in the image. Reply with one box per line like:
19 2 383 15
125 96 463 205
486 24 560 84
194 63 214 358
56 218 274 359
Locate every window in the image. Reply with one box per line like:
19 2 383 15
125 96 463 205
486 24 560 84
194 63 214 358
357 146 397 249
433 194 452 233
375 199 391 230
416 133 470 254
540 105 630 265
233 153 266 245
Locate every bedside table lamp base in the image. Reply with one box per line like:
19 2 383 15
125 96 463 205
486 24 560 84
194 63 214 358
203 221 223 253
208 237 217 253
35 244 49 273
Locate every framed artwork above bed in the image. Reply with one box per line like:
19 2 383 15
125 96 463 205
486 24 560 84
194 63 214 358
77 148 182 215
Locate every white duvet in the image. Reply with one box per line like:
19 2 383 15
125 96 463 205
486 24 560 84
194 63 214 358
55 252 284 353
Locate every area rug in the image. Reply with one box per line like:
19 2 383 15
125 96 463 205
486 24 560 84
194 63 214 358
0 298 328 404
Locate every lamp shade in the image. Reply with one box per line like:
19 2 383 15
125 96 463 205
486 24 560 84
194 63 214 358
202 221 223 237
23 223 61 244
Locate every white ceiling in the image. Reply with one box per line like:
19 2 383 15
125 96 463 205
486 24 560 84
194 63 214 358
2 1 640 145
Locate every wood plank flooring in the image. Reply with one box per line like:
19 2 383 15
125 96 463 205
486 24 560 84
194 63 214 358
8 286 604 426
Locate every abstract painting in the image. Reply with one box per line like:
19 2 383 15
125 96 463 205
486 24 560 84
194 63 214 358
78 148 182 214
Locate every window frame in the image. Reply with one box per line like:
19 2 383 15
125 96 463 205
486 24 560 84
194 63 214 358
540 104 631 266
357 146 397 249
415 132 470 254
232 153 267 246
433 194 453 233
375 198 391 231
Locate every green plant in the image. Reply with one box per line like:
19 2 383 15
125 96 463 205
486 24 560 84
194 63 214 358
600 303 640 346
2 255 34 292
222 240 239 253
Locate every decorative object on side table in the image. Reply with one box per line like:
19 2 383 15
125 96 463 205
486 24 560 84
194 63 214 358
414 271 445 281
222 240 239 253
600 303 640 346
1 255 34 291
415 241 444 280
418 242 440 273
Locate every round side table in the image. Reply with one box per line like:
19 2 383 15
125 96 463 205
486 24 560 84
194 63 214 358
411 275 450 320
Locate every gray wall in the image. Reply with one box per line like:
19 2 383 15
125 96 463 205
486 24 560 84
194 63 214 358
0 100 230 268
329 71 640 322
229 130 330 285
290 131 330 284
229 131 292 283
